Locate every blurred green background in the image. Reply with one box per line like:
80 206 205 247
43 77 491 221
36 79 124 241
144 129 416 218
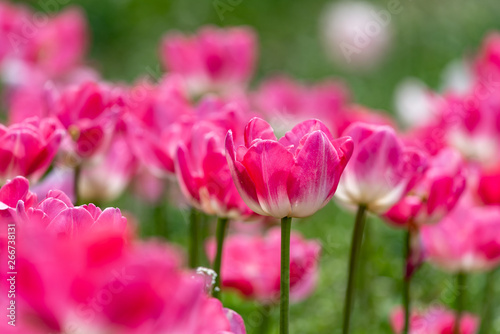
17 0 500 332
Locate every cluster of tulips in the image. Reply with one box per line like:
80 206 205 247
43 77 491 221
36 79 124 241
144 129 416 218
2 1 500 333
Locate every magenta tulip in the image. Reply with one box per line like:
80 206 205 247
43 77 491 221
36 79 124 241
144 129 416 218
161 26 257 96
225 117 353 218
421 200 500 272
207 228 320 304
0 117 63 184
385 148 466 227
176 121 255 219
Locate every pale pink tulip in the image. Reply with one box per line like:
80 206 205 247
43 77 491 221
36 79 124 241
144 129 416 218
335 122 427 214
0 117 63 184
226 117 353 218
421 199 500 272
385 148 466 226
390 306 478 334
207 228 320 304
161 26 257 96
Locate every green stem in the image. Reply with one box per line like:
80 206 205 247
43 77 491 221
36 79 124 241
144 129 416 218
74 164 81 206
280 216 292 334
479 269 497 334
342 205 367 334
454 272 466 334
212 217 229 300
403 229 411 334
259 304 273 334
188 208 200 268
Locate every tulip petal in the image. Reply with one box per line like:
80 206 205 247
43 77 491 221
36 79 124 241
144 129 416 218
225 131 266 216
47 207 95 237
279 119 335 154
242 140 293 218
288 131 347 217
244 117 276 147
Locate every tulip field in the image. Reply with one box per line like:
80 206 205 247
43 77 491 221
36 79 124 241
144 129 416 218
3 0 500 333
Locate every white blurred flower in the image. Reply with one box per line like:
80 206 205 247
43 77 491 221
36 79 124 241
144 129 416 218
320 1 396 71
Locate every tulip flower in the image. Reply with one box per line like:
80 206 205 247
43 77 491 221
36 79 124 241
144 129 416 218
161 26 257 96
335 122 427 214
207 228 320 303
0 117 64 185
253 75 349 136
385 148 466 227
421 201 500 273
390 306 479 334
24 8 88 78
0 219 246 333
226 117 353 219
384 148 465 334
421 200 500 333
333 122 426 334
226 117 352 333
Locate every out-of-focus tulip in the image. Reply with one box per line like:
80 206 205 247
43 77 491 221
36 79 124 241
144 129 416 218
385 148 466 227
421 200 500 272
0 176 37 212
225 117 353 218
176 121 254 219
24 8 88 78
474 32 500 82
160 26 256 96
477 163 500 205
207 228 320 304
390 306 479 334
0 230 245 333
79 131 138 203
55 81 122 159
320 1 393 71
335 122 427 214
253 75 350 136
0 117 64 184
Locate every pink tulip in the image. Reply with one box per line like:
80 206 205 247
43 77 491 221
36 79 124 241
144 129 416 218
0 117 63 184
24 8 88 77
225 117 353 218
0 214 245 333
176 120 255 219
54 81 123 159
335 122 427 214
421 199 500 272
79 131 138 203
160 26 257 96
207 228 320 304
385 148 466 227
390 306 479 334
253 75 349 136
474 32 500 82
477 164 500 205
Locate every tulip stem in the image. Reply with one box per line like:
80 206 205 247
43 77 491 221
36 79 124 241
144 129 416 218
454 272 466 334
280 216 292 334
403 229 411 334
74 163 81 206
213 217 229 300
479 269 497 334
188 208 200 268
342 205 367 334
